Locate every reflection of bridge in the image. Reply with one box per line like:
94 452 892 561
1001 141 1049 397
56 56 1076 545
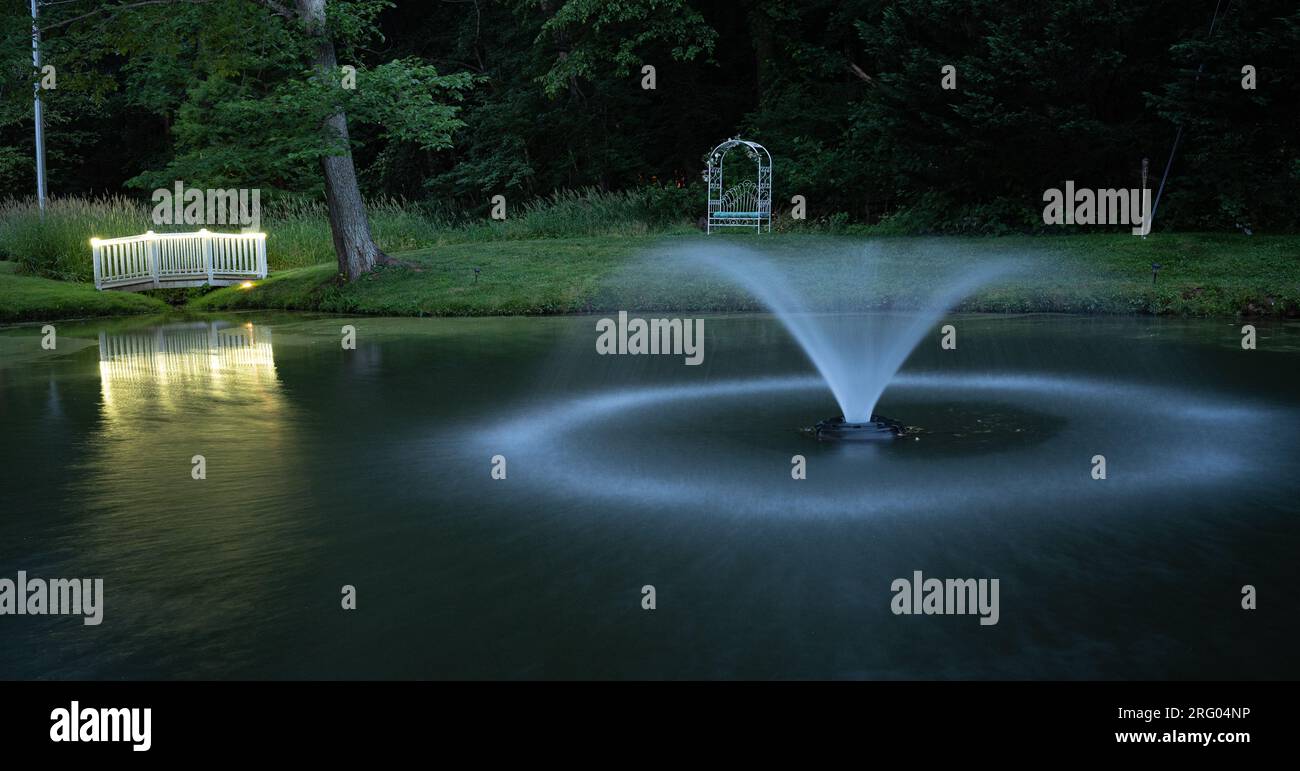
97 322 275 386
87 321 296 575
92 231 267 291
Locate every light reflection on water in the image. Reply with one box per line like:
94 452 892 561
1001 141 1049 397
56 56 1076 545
18 321 313 678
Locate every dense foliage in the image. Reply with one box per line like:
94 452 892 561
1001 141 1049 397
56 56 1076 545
1 0 1296 232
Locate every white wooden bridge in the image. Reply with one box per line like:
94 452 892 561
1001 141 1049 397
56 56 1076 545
92 230 267 291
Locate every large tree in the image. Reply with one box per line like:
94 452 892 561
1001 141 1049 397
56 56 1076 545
293 0 386 279
29 0 471 279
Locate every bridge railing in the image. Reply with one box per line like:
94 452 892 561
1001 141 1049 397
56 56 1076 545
92 230 267 290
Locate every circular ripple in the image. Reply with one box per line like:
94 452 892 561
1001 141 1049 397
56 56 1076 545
473 373 1277 518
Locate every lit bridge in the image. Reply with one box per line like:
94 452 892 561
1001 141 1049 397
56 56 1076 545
92 230 267 291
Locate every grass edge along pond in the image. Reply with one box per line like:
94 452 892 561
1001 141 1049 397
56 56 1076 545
1 232 1297 322
189 232 1300 319
0 262 168 323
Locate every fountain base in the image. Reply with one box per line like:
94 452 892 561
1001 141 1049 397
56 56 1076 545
809 415 903 441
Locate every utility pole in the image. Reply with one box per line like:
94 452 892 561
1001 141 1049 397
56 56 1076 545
31 0 48 217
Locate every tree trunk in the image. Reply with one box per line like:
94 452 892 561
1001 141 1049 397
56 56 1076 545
296 0 386 280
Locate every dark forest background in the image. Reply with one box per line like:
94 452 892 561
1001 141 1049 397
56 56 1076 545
1 0 1297 233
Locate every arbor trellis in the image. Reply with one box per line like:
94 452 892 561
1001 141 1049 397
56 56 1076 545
705 138 771 234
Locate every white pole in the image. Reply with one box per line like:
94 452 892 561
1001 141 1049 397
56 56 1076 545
31 0 48 217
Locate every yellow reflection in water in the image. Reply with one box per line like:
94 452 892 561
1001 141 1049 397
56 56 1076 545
84 323 308 666
97 322 279 418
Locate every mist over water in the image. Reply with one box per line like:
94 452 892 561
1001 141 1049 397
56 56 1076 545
653 240 1015 422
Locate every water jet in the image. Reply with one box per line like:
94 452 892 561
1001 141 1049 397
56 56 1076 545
681 240 1012 430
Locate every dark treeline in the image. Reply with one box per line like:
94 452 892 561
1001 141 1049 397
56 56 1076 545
2 0 1297 232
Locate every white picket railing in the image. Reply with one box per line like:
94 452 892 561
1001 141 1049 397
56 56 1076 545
92 230 267 290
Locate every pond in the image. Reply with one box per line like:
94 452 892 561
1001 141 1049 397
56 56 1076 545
1 311 1297 679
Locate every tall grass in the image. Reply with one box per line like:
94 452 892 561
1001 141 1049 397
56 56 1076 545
0 187 698 282
257 197 454 270
444 187 697 242
0 196 155 282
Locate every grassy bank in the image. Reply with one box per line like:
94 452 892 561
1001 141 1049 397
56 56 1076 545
0 189 691 322
0 262 169 323
190 232 1300 318
2 191 1295 321
0 190 697 281
191 236 634 315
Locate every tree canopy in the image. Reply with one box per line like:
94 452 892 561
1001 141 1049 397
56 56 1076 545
2 0 1297 233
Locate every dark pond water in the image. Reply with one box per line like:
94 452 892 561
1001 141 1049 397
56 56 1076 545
1 312 1297 679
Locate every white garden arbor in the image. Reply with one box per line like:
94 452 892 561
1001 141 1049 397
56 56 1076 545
705 138 772 234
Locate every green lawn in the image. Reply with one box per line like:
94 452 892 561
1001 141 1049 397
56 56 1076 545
188 232 1300 318
0 261 169 323
190 235 633 316
4 233 1297 322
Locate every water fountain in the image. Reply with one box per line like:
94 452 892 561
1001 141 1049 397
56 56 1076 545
688 241 1009 438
